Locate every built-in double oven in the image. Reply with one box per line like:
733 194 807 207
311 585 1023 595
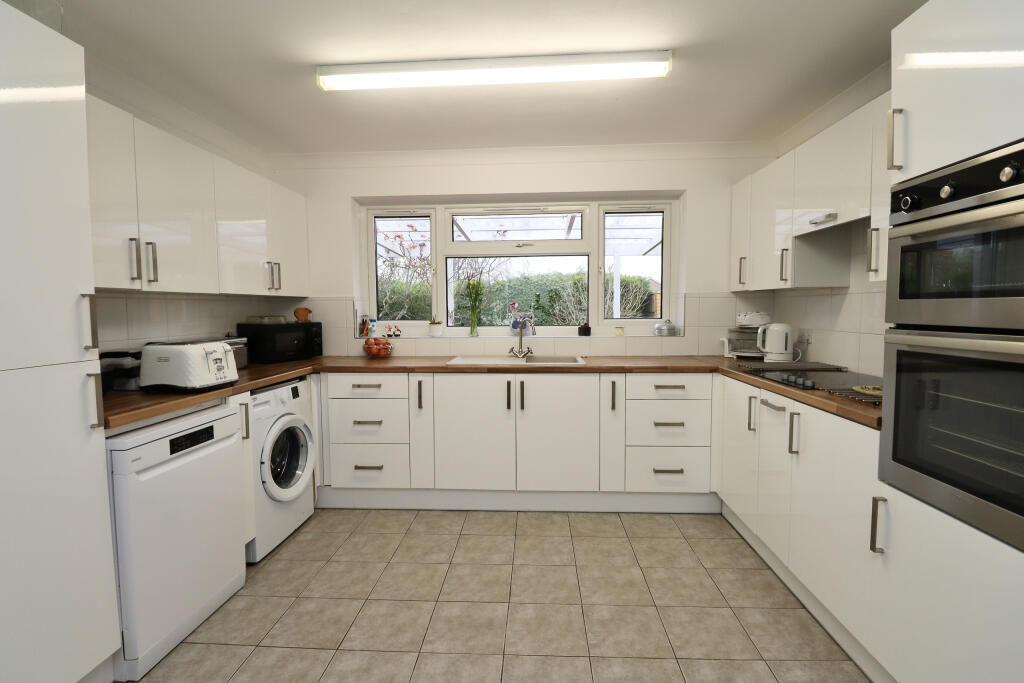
882 138 1024 552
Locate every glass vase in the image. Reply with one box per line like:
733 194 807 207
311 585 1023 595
469 309 480 337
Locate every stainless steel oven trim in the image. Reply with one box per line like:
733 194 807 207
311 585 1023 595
891 136 1024 193
880 328 1024 552
889 196 1024 238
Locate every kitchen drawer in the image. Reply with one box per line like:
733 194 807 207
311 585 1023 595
327 373 408 399
626 400 711 446
625 447 711 493
330 444 410 488
626 373 712 400
329 399 409 443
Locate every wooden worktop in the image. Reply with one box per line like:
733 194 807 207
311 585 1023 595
103 354 881 430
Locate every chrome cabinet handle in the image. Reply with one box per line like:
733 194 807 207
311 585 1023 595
760 398 785 412
788 412 800 454
81 293 99 351
87 372 104 429
654 384 686 390
653 468 685 474
129 237 142 281
779 248 789 282
738 256 747 285
145 241 159 283
266 261 275 290
353 419 384 426
507 380 511 410
870 496 888 553
866 227 880 273
808 212 838 226
520 380 525 410
747 396 756 431
241 402 250 440
417 379 423 409
274 262 282 290
354 464 384 471
352 383 382 389
611 380 616 411
513 242 535 248
887 108 904 171
653 421 686 427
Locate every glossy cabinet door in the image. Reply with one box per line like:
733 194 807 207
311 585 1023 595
214 157 271 295
867 92 891 282
747 151 795 290
718 377 760 528
409 374 435 488
134 119 219 293
891 0 1024 182
599 374 626 491
87 95 143 290
516 374 600 491
0 361 120 682
753 390 794 562
793 104 871 235
0 6 96 371
433 374 516 490
729 176 751 291
267 181 311 297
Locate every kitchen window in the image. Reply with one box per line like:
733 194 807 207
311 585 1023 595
367 202 673 332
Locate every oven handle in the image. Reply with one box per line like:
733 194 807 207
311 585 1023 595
887 332 1024 357
889 195 1024 241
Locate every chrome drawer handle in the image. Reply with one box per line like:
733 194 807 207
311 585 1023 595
653 421 685 427
654 384 686 390
866 227 881 273
653 468 685 475
870 496 887 553
760 398 785 412
887 108 904 171
87 372 104 429
747 396 756 431
354 464 384 471
353 419 384 426
788 412 800 454
81 294 99 351
352 383 382 389
808 212 838 226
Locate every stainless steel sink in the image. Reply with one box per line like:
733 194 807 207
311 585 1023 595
445 355 584 366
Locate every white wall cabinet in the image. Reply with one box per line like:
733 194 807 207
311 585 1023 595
890 0 1024 182
434 374 517 490
747 152 795 291
729 176 751 291
215 157 271 295
719 376 759 525
409 374 435 488
267 182 311 297
867 92 892 282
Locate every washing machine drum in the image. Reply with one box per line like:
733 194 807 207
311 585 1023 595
260 414 314 502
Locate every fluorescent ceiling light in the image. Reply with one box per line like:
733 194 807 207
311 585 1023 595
901 50 1024 69
0 85 84 103
316 51 672 91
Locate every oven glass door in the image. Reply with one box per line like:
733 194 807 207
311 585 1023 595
898 224 1024 300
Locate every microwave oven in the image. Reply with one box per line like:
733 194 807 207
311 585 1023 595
236 322 322 363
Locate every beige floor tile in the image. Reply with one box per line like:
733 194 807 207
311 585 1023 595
689 539 767 569
583 604 674 658
658 606 761 660
340 600 435 651
440 564 512 602
236 559 324 597
142 643 252 683
186 595 293 646
577 565 653 605
621 513 682 538
392 533 459 563
767 660 869 682
505 603 589 656
331 533 403 562
591 657 684 683
301 508 367 534
452 534 516 564
572 537 638 566
517 512 570 536
734 609 847 661
630 538 700 568
643 567 727 607
678 658 776 683
260 598 362 649
462 510 517 535
709 568 801 608
273 531 349 561
301 561 386 599
320 650 418 683
409 510 467 534
369 562 449 601
672 514 739 540
510 565 581 604
412 653 502 682
514 536 575 565
501 655 592 682
228 647 332 683
421 601 508 654
356 509 418 533
568 512 626 537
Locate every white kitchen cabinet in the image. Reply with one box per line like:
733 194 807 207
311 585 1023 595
867 92 892 282
753 390 795 562
747 152 795 290
516 374 599 491
328 373 408 399
625 373 712 400
599 374 626 491
625 447 711 493
329 399 410 444
718 377 760 527
330 444 411 488
729 176 751 291
226 392 256 545
409 374 435 488
215 157 271 295
793 104 872 235
87 95 143 290
267 181 311 297
434 374 517 490
890 0 1024 182
626 400 711 447
134 119 220 293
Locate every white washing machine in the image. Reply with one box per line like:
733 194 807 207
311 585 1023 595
246 377 316 563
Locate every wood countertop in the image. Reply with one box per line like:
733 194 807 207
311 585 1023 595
103 355 881 431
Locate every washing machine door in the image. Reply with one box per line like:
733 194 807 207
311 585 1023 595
260 414 314 502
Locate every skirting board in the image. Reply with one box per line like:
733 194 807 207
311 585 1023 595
722 504 896 683
316 487 722 513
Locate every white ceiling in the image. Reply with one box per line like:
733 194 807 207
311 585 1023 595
59 0 925 155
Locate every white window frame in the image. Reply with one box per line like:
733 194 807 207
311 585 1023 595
366 206 438 326
598 202 672 327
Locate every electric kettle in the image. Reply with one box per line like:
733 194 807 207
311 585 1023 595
757 323 802 362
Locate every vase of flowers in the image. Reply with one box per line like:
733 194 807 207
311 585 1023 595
463 278 485 337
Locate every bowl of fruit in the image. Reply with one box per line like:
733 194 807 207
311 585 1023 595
363 337 393 359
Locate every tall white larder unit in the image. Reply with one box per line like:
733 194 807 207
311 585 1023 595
0 4 121 683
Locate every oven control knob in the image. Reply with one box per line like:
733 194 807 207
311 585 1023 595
939 182 956 200
1000 164 1019 183
805 380 816 390
898 193 919 211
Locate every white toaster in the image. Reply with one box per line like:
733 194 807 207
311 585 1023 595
139 341 239 391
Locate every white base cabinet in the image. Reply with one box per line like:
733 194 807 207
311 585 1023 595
409 374 435 488
753 390 796 563
599 374 626 491
719 377 759 525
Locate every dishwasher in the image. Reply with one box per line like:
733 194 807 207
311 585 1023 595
106 404 246 681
